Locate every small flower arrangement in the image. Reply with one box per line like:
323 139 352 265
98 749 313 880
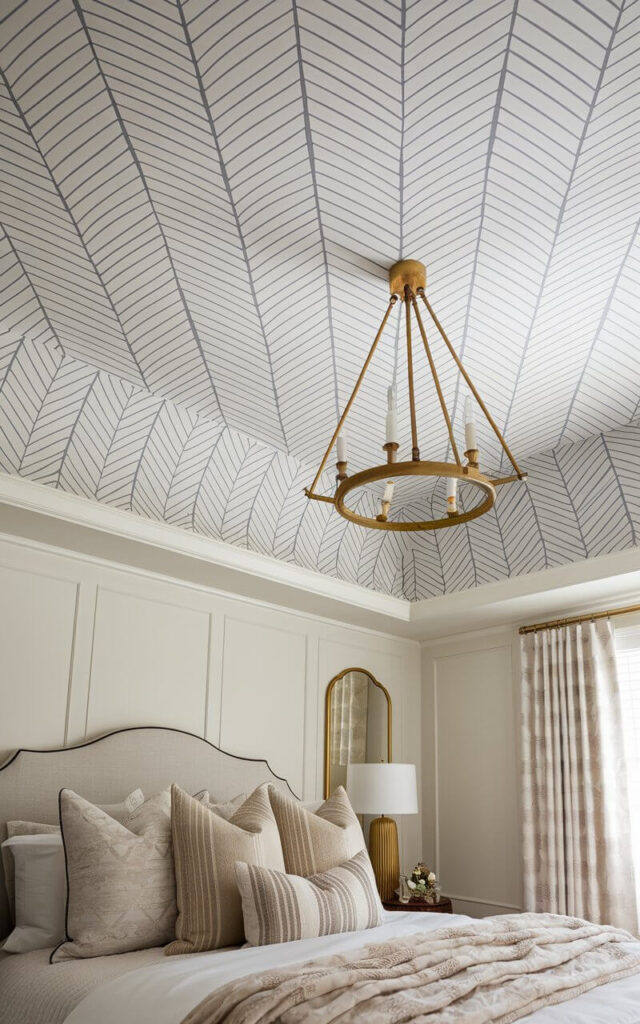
405 863 440 903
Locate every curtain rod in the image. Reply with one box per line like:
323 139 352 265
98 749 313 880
519 601 640 636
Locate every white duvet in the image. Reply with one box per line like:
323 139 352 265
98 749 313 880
65 911 640 1024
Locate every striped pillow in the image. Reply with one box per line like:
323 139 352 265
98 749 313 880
235 849 382 945
268 785 365 875
165 784 284 955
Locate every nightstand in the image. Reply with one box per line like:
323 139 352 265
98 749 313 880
383 897 453 914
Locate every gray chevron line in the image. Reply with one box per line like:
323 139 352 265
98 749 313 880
601 432 637 544
292 0 341 421
93 383 137 500
191 427 228 532
559 214 640 444
161 416 199 521
398 0 406 259
55 368 99 488
128 398 165 511
493 1 627 469
551 449 588 557
0 68 147 388
176 0 287 452
0 335 25 393
1 225 62 348
15 356 60 474
245 450 279 548
444 0 516 441
69 0 226 423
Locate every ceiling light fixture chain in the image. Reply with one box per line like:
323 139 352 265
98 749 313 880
304 260 527 531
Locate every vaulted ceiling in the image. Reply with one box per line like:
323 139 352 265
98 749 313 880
1 0 639 599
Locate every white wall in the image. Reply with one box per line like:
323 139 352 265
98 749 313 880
421 627 522 918
0 531 421 868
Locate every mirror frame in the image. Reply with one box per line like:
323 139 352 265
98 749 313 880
324 667 392 798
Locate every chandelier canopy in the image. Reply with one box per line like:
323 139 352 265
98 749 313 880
304 260 527 532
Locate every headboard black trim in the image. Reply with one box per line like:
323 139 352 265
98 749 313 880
0 725 299 799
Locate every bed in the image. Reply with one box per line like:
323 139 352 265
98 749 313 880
2 727 640 1024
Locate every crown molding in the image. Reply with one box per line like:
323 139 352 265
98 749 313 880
0 473 410 626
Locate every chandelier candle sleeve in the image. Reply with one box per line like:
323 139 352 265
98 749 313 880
464 396 476 451
446 477 457 515
385 386 398 445
383 481 395 504
336 434 347 462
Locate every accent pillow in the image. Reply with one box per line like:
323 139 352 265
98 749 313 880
2 788 144 922
268 785 365 875
165 784 284 955
1 835 66 953
194 791 247 820
51 789 175 962
236 848 382 945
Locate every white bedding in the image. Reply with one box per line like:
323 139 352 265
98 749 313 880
65 911 640 1024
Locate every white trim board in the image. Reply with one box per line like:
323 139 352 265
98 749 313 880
2 474 640 642
0 474 409 629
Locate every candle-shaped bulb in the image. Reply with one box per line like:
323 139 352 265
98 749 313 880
464 395 477 451
446 477 457 515
336 433 347 462
385 385 398 445
383 480 395 504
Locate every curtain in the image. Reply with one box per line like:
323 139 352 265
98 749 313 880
331 673 369 766
521 618 637 932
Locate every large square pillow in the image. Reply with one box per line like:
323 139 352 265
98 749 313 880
166 783 284 955
268 785 365 875
51 789 175 962
236 848 382 945
1 789 144 923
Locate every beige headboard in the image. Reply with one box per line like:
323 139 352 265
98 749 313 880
0 726 297 939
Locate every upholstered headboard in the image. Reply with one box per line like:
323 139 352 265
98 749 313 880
0 726 297 939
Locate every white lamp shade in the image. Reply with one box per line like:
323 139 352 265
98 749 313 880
346 763 418 815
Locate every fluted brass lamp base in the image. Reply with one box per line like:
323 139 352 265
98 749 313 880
368 814 399 901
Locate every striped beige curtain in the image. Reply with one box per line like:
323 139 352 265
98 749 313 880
521 618 637 932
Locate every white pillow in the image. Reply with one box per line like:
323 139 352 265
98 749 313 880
1 835 65 954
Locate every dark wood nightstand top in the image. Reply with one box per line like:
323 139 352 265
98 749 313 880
383 896 453 914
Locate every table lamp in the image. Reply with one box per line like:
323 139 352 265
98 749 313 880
346 762 418 900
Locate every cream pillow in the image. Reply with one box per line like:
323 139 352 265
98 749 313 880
268 785 365 875
51 789 175 962
2 835 66 953
165 784 284 955
194 791 247 820
236 848 382 945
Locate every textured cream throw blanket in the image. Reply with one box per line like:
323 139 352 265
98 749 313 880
182 914 640 1024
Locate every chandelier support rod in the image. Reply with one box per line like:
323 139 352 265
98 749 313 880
411 294 461 467
306 294 398 496
405 286 420 461
418 289 525 479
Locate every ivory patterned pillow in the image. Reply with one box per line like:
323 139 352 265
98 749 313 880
165 784 284 955
236 849 383 945
2 789 144 923
51 789 175 962
268 785 365 875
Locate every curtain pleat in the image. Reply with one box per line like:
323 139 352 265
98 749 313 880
521 619 637 932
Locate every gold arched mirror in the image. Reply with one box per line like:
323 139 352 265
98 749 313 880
324 668 392 798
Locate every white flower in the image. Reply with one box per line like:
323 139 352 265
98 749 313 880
407 879 416 890
428 872 436 883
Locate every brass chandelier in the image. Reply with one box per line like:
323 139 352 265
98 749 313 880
305 260 527 531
